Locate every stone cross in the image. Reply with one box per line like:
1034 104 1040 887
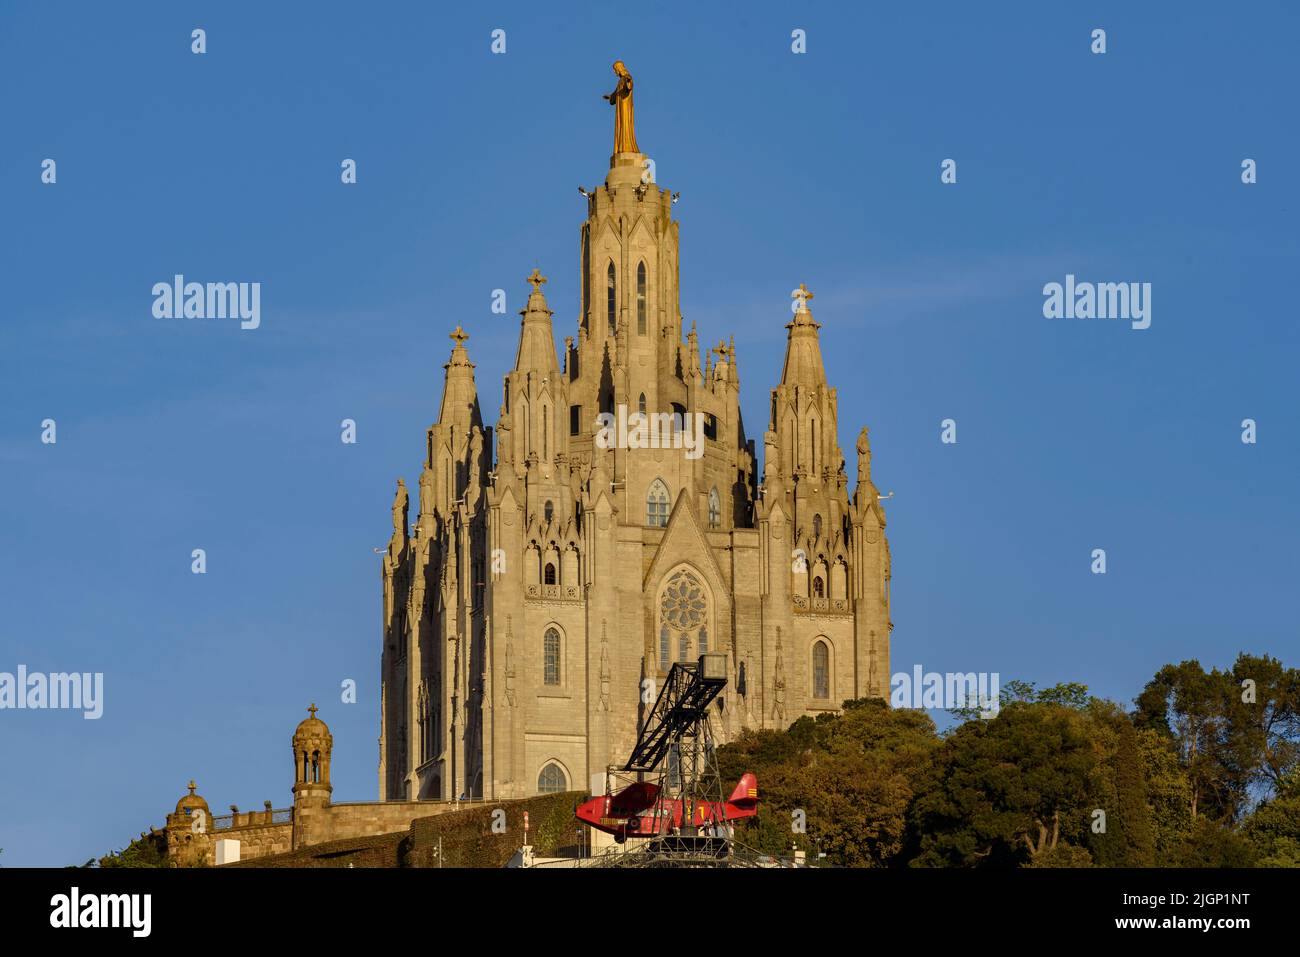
308 703 318 719
527 268 547 292
449 326 469 347
187 780 196 795
792 283 814 313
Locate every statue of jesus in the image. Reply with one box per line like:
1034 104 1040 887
603 60 639 154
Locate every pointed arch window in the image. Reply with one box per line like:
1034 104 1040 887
647 479 670 528
538 762 567 794
607 261 617 333
544 500 554 524
659 567 709 669
813 513 822 540
813 575 825 598
812 640 830 699
708 488 721 529
636 261 647 334
543 563 557 586
543 627 561 685
638 392 647 415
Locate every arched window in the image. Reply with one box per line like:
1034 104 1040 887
647 479 670 527
708 488 721 529
636 261 647 334
813 576 825 598
538 762 567 794
813 514 822 540
811 417 819 473
638 392 647 415
659 567 709 671
544 500 554 524
543 563 557 586
812 640 830 699
542 405 549 460
607 261 617 333
543 627 561 685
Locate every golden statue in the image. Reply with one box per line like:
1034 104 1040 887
603 60 639 153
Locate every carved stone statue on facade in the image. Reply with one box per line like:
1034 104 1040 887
392 479 409 535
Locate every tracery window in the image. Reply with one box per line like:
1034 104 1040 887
813 640 830 699
607 261 617 333
543 627 561 685
659 567 709 667
538 763 566 793
647 479 670 527
636 261 647 334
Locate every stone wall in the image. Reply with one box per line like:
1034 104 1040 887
218 821 292 861
224 791 586 868
293 799 486 850
227 831 408 869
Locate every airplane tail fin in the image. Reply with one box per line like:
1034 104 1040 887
727 772 758 809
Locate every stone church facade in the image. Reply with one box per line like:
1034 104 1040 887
378 134 894 803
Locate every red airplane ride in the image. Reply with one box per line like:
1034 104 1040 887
576 773 759 842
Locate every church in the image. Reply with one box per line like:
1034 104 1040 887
378 63 894 803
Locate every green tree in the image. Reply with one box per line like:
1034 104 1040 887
1085 703 1156 867
1173 817 1257 867
97 831 168 868
1228 654 1300 791
1135 660 1240 821
717 698 939 866
1135 727 1192 864
907 701 1097 867
1242 770 1300 867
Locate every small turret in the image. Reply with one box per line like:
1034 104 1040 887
164 779 213 867
292 704 333 808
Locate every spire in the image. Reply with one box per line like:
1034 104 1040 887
513 269 559 374
779 283 828 388
437 326 483 430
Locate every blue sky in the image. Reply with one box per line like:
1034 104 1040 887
1 2 1297 866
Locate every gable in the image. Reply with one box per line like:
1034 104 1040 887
641 487 730 607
